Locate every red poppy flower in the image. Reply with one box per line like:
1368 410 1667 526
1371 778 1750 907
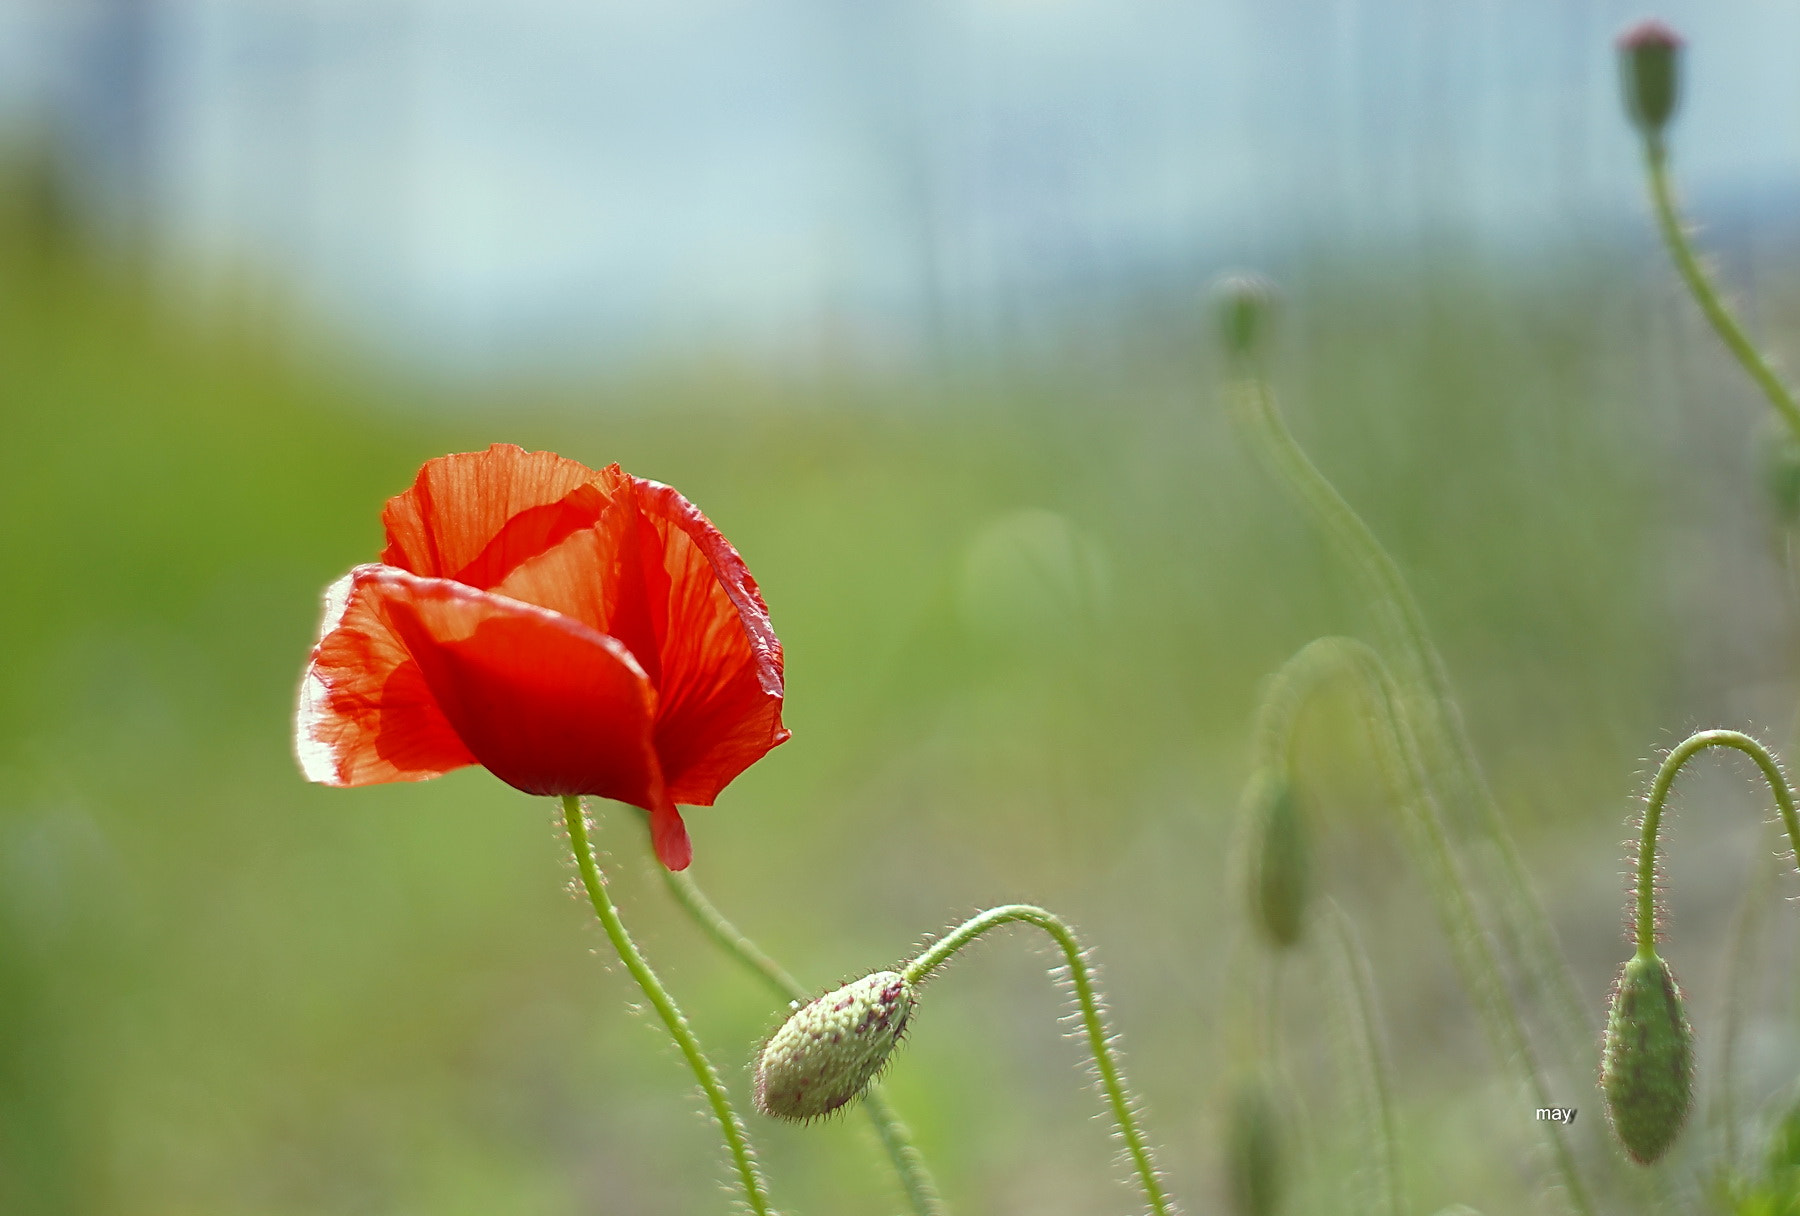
295 444 790 870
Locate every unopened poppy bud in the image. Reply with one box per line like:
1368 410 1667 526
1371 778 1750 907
1215 272 1278 362
1244 770 1309 949
1225 1075 1290 1216
1617 20 1683 140
1600 951 1695 1164
754 970 916 1121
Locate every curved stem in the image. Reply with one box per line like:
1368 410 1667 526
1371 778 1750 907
659 866 948 1216
559 796 776 1216
858 1088 944 1216
1322 902 1405 1216
1643 142 1800 441
661 867 806 998
903 905 1176 1216
1225 374 1597 1074
1713 844 1777 1167
1633 730 1800 957
1270 637 1595 1216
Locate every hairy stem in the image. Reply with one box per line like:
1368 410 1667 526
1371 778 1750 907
1713 844 1777 1167
560 797 776 1216
1322 902 1405 1216
1267 638 1595 1215
1643 142 1800 441
1224 373 1596 1080
659 866 947 1216
903 905 1176 1216
1632 730 1800 957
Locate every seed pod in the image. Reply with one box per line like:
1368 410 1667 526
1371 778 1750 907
1215 272 1279 362
1617 20 1683 139
754 971 916 1121
1245 770 1309 949
1600 951 1695 1164
1225 1075 1289 1216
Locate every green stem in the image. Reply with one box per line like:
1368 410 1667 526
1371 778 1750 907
659 866 947 1216
559 796 776 1216
902 905 1175 1216
1322 902 1405 1216
1274 637 1595 1216
661 867 806 998
1713 843 1776 1168
1224 373 1597 1077
1632 730 1800 957
1643 142 1800 441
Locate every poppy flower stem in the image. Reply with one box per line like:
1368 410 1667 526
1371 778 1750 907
659 865 948 1216
901 905 1177 1216
1712 843 1778 1169
559 796 777 1216
1320 901 1405 1216
1640 142 1800 441
1265 637 1596 1215
1632 731 1800 959
1223 369 1596 1092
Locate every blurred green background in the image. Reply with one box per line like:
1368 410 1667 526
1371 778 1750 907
7 8 1800 1211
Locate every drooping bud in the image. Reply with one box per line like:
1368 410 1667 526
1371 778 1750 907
1617 20 1683 140
1244 769 1310 949
1600 951 1695 1164
1215 272 1279 362
1225 1074 1290 1216
753 970 917 1121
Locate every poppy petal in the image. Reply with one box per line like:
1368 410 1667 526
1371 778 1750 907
649 803 694 872
489 466 656 665
448 480 613 591
380 444 604 583
492 473 788 803
363 568 671 812
296 566 478 786
629 477 790 805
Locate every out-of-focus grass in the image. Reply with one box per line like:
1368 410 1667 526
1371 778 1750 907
4 156 1799 1216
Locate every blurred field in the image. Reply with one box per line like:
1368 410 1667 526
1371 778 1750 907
6 154 1800 1216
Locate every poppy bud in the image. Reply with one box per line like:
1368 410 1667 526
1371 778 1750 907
1600 951 1695 1164
1245 770 1310 949
1617 20 1683 140
1215 272 1279 362
754 971 917 1121
1225 1075 1290 1216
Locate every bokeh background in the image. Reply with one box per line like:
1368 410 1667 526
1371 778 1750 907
5 2 1800 1214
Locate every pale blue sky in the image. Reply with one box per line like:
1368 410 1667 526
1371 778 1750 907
5 0 1799 369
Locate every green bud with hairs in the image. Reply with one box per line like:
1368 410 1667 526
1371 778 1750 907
1617 20 1683 141
1245 769 1310 949
1600 951 1694 1164
754 971 917 1121
1214 272 1278 363
1225 1074 1291 1216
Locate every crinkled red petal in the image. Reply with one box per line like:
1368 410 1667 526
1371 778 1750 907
363 567 670 811
631 476 790 804
296 566 478 786
296 564 693 867
493 469 789 805
380 444 604 584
